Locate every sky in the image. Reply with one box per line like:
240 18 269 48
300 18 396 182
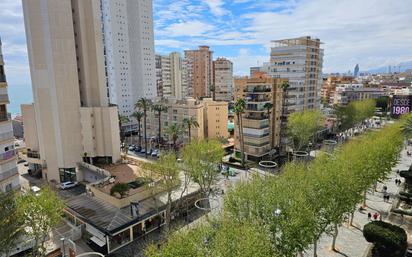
1 0 412 113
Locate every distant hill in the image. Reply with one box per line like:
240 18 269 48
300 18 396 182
367 61 412 74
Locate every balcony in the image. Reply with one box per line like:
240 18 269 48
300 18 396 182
0 150 16 162
0 94 9 103
244 87 271 93
0 167 18 181
0 131 13 142
27 150 40 159
242 118 269 129
0 74 6 83
246 94 271 103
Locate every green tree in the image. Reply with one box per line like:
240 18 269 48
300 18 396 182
363 221 407 257
0 191 22 257
151 104 168 146
233 98 246 167
110 183 130 198
166 123 184 152
336 99 376 131
136 98 153 158
18 187 64 257
183 116 199 143
143 152 180 232
181 139 224 197
210 84 216 101
131 111 144 147
118 114 130 145
287 110 323 151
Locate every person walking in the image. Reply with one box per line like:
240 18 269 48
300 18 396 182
367 212 372 220
373 213 379 220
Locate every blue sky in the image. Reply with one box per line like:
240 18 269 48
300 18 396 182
1 0 412 113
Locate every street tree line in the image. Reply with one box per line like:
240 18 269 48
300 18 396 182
145 116 406 257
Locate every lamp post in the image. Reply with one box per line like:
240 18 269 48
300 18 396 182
273 208 281 249
60 238 65 257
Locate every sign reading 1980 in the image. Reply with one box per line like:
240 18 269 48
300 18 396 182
392 96 412 116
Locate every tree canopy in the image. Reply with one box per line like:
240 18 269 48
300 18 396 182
336 99 376 131
287 109 324 151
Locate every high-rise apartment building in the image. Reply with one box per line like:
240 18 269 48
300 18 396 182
213 57 234 101
21 0 121 183
262 36 324 113
234 74 286 161
184 46 213 98
0 38 18 192
155 52 184 99
101 0 157 121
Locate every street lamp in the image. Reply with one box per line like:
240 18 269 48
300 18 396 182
60 238 65 257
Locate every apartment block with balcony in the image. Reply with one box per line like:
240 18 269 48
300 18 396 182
21 0 121 183
332 84 387 106
234 75 286 161
262 36 324 113
145 98 228 147
184 46 213 98
0 37 18 192
213 57 234 101
321 76 355 104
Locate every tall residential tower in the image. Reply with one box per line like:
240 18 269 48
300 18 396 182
22 0 121 183
184 46 213 99
101 0 157 122
0 38 18 192
263 36 324 114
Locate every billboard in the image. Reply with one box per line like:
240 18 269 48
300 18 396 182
391 95 412 117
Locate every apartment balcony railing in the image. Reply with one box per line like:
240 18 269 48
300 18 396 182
243 132 270 138
0 94 9 103
0 167 18 181
0 131 13 142
27 150 40 159
0 74 6 83
0 150 16 162
244 87 271 93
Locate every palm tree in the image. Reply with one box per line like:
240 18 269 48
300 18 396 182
131 111 143 147
135 98 153 158
183 116 199 143
234 98 246 167
210 84 216 101
401 117 412 137
166 123 184 152
263 102 274 148
280 81 290 153
152 104 168 147
118 114 130 146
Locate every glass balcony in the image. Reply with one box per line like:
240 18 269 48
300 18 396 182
0 150 15 161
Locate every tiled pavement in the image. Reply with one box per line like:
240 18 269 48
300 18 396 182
304 144 412 257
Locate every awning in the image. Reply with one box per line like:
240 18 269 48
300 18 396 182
90 236 106 247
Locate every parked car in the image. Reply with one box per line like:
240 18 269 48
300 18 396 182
128 146 135 151
140 148 146 154
151 150 158 157
60 181 79 190
134 146 142 152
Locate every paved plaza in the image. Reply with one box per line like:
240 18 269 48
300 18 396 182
304 144 412 257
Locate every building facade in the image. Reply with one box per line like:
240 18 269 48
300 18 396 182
234 75 286 161
0 38 18 192
262 36 324 114
155 52 184 99
332 84 387 106
213 57 233 101
184 46 213 98
22 0 121 183
101 0 157 122
321 76 355 104
145 98 228 147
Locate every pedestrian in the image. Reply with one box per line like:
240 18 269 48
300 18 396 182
383 194 387 202
373 213 378 220
387 195 390 202
367 212 372 220
383 185 387 192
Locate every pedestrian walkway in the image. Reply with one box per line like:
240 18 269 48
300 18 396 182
304 143 412 257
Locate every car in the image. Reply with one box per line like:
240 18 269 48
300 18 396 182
134 146 142 152
147 149 153 155
151 150 158 157
140 148 146 154
128 145 135 151
60 181 79 190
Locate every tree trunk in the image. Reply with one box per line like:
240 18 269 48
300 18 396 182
165 193 172 233
237 113 245 168
267 110 272 149
349 211 354 226
331 223 339 251
313 238 318 257
158 111 162 147
138 121 141 147
362 190 367 208
188 125 191 143
144 110 148 158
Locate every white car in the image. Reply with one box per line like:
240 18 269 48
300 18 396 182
60 181 79 190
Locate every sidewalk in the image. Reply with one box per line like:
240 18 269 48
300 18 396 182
304 144 412 257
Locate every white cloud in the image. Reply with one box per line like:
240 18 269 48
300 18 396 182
204 0 228 16
228 48 268 76
159 20 215 37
